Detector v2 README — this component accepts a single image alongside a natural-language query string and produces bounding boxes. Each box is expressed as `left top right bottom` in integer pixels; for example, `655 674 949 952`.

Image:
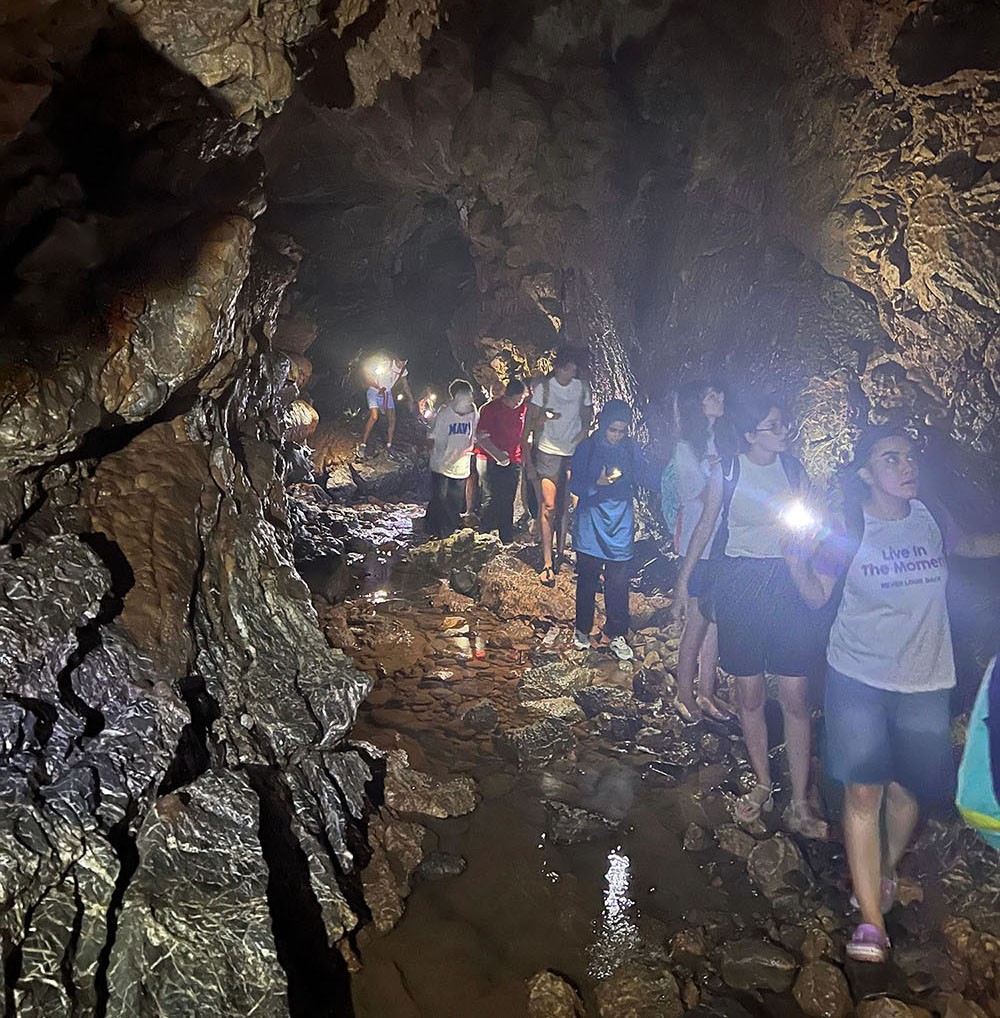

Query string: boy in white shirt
426 380 479 537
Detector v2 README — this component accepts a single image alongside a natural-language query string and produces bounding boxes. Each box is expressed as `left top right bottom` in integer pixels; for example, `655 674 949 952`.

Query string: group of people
360 353 1000 964
626 380 999 965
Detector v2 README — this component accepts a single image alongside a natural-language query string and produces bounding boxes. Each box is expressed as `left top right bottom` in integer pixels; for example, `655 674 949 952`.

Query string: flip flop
539 566 556 588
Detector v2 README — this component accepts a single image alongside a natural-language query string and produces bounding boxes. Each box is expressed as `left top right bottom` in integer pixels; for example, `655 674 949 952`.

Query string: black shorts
714 556 827 677
687 559 716 600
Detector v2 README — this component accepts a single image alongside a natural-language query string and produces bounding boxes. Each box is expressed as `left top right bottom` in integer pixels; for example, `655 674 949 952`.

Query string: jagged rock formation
0 1 452 1015
3 0 1000 1014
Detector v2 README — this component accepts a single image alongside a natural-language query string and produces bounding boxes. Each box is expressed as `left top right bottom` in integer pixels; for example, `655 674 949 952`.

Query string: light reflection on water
587 847 640 979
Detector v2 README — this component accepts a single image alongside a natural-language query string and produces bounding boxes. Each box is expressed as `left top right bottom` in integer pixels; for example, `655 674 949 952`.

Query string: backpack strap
709 455 740 558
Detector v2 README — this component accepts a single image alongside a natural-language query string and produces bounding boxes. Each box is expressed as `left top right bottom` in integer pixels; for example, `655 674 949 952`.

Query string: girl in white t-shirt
786 426 1000 963
672 380 735 723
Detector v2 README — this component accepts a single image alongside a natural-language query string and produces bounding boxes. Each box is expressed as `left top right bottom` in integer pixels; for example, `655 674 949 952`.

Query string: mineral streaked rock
747 833 814 899
792 960 852 1018
594 962 683 1018
494 716 577 767
544 800 619 845
407 527 503 578
383 748 477 818
104 770 287 1017
518 660 594 701
718 938 798 993
527 969 586 1018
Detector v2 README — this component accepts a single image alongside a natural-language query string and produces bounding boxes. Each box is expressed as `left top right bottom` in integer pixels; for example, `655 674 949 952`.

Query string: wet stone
632 668 667 702
415 852 467 881
747 834 814 898
544 800 620 845
656 740 698 769
594 962 683 1018
683 823 711 853
932 993 989 1018
494 717 577 767
518 661 594 701
383 750 477 817
670 927 709 959
715 824 757 859
527 970 586 1017
574 685 637 718
590 711 642 742
462 699 499 732
522 697 587 723
718 938 797 993
792 960 852 1018
856 999 931 1018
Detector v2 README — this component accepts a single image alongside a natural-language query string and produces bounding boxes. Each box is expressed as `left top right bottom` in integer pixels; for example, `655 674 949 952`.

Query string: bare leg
697 622 719 695
883 781 919 874
555 473 570 562
539 476 557 571
386 408 396 446
844 783 886 932
776 674 812 804
735 673 771 789
677 603 710 715
361 408 379 446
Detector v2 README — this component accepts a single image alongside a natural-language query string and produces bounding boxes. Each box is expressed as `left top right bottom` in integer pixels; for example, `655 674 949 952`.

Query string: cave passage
2 0 1000 1016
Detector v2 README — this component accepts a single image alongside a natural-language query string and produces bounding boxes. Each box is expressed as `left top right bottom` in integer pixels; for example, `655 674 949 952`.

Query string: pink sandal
846 923 891 963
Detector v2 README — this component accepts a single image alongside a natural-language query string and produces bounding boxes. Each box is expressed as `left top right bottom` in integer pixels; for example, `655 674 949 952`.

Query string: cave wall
0 2 450 1014
265 0 999 488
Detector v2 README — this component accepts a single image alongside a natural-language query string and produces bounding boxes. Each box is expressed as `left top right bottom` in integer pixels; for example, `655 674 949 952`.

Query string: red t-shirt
476 399 527 463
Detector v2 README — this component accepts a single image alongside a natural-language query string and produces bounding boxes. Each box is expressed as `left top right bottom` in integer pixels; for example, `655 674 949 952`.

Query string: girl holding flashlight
684 394 828 838
785 426 1000 962
569 399 658 662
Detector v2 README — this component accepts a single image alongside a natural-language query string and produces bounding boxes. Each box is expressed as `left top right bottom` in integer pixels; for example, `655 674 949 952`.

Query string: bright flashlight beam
781 500 819 533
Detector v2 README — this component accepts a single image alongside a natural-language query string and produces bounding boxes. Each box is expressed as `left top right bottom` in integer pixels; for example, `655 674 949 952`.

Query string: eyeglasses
755 421 790 434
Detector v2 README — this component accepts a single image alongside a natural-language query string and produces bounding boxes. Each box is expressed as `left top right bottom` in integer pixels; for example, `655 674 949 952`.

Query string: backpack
957 656 1000 849
660 459 681 536
709 452 806 559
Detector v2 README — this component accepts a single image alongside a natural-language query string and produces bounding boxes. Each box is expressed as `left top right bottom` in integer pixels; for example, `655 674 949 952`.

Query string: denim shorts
824 666 955 803
366 386 394 410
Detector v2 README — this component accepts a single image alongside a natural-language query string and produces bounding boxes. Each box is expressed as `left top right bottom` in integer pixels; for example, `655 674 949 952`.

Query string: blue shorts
824 666 955 803
366 386 394 411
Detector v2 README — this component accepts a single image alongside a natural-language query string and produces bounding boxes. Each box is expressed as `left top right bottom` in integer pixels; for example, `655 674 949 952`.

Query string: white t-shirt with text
429 405 479 479
530 377 592 456
827 500 954 692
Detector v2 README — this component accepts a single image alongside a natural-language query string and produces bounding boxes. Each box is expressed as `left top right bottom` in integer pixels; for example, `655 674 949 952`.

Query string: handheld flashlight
780 499 819 534
607 466 622 481
544 408 559 419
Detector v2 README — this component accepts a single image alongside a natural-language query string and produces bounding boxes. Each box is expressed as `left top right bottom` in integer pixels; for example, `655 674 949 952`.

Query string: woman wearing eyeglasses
683 394 828 837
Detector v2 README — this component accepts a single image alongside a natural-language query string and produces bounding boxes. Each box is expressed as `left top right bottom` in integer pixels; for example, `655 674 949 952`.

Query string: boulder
527 970 586 1017
683 823 711 853
415 852 467 881
408 529 503 578
747 834 813 898
494 717 577 767
478 552 577 620
715 824 757 859
856 1000 930 1018
518 660 594 701
462 699 500 732
574 685 638 717
719 938 797 993
792 960 852 1018
594 962 683 1018
522 697 588 723
544 801 620 845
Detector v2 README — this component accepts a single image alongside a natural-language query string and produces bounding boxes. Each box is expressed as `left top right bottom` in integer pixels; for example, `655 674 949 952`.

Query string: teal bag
957 656 1000 850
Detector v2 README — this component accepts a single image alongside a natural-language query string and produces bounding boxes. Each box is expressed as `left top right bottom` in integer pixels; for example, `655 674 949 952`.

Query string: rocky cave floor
288 478 1000 1018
